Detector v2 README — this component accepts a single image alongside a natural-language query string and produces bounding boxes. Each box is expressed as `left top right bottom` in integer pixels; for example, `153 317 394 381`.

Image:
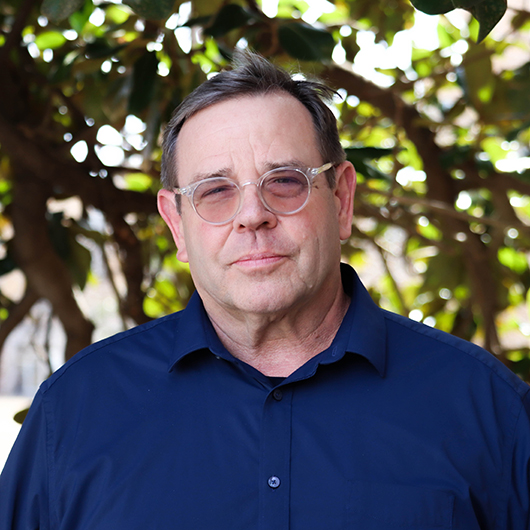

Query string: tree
1 0 529 391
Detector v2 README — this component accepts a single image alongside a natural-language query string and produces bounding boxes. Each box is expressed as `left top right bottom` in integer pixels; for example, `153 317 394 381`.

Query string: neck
204 283 351 377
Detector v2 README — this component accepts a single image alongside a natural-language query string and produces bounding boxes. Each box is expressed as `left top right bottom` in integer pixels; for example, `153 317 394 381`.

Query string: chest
50 366 499 530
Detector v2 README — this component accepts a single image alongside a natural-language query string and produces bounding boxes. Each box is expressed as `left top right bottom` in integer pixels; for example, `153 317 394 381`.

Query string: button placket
258 386 293 530
268 475 281 488
272 389 283 401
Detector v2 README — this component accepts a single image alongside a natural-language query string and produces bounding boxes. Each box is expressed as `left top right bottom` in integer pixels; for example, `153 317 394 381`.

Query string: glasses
174 163 333 225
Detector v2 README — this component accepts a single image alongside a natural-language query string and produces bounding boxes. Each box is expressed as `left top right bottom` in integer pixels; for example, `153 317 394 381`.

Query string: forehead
175 93 321 182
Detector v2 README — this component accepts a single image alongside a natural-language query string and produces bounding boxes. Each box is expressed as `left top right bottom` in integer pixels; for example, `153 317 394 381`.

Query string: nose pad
234 181 276 229
239 182 268 211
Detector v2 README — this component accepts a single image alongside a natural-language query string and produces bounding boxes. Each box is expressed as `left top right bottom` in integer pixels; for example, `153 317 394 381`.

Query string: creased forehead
174 94 321 185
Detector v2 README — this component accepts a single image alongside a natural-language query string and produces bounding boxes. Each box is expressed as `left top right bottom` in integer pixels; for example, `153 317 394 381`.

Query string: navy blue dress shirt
1 264 530 529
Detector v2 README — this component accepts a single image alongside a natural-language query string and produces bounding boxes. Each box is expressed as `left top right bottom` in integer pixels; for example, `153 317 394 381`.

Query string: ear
333 161 356 241
157 189 189 263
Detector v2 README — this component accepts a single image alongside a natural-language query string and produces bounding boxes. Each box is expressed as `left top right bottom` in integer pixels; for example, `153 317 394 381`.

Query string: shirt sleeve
504 389 530 530
0 389 50 530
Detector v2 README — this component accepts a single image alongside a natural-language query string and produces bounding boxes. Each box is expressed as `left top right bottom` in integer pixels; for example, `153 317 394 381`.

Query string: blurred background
1 0 530 468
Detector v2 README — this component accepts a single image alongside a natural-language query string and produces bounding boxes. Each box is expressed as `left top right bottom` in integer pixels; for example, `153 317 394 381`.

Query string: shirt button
272 389 283 401
268 476 281 489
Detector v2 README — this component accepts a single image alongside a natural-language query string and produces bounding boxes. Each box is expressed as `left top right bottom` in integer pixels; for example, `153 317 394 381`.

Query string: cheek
185 239 218 290
300 213 341 264
183 224 227 267
282 218 324 265
297 201 339 246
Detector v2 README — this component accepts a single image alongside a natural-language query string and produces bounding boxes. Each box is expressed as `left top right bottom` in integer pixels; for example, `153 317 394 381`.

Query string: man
1 51 529 529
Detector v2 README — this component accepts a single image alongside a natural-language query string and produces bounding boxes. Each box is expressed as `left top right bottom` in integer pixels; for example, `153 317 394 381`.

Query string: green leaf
0 255 17 276
48 212 70 261
345 146 394 181
498 247 528 274
437 22 458 48
67 233 92 290
0 180 11 194
122 173 153 192
34 31 67 50
128 51 159 115
193 0 225 17
451 0 482 8
506 120 530 142
144 295 165 317
68 0 94 34
84 38 128 59
278 22 335 62
341 33 360 62
355 161 392 181
417 219 443 241
42 0 86 23
440 145 472 168
14 408 30 425
420 251 464 294
122 0 176 20
409 0 507 42
481 137 505 164
184 15 214 29
49 59 73 84
105 5 132 25
47 214 91 289
511 354 530 380
205 4 254 38
409 0 454 15
461 43 495 111
344 146 394 160
470 0 507 43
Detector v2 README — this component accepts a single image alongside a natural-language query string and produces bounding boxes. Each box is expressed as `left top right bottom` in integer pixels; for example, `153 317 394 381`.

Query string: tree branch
0 0 37 60
356 183 529 232
11 170 94 361
0 287 40 356
109 214 151 325
322 63 505 354
321 63 457 205
0 112 158 218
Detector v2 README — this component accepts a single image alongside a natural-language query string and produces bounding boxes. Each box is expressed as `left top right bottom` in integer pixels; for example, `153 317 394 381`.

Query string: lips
231 253 286 267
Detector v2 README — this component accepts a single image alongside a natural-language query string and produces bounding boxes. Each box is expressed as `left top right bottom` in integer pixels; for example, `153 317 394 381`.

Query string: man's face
158 93 355 319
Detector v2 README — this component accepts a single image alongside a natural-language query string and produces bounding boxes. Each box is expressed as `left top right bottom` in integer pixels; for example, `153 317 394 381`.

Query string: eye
264 170 307 197
195 180 238 202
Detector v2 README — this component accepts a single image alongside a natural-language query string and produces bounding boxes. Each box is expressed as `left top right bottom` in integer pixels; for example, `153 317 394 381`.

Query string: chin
228 284 304 315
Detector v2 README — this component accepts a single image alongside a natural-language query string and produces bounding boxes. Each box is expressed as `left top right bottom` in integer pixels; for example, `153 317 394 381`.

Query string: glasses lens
262 169 309 214
193 178 240 223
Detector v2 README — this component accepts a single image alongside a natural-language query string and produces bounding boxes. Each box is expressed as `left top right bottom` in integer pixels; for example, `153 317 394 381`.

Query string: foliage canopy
1 0 530 388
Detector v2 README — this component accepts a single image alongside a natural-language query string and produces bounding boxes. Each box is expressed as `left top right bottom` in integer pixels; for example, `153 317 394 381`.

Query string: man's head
161 50 346 199
158 52 356 322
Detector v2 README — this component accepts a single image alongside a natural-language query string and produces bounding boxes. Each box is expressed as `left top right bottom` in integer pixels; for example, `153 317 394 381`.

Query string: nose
232 182 277 231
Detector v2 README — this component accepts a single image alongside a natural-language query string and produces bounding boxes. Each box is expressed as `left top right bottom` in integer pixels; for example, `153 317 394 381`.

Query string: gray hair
161 50 345 202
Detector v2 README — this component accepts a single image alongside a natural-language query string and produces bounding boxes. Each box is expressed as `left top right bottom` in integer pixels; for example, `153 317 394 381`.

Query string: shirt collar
168 292 211 371
333 263 387 377
168 290 239 371
169 263 387 377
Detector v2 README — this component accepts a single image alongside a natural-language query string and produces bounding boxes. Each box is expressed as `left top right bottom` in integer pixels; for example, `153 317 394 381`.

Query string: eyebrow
186 159 309 186
187 168 232 185
263 159 307 172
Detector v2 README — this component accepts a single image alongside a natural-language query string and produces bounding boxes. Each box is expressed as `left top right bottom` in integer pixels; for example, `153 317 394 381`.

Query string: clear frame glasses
174 163 333 225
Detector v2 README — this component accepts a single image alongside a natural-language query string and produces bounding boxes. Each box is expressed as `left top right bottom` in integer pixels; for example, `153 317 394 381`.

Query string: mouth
232 253 287 268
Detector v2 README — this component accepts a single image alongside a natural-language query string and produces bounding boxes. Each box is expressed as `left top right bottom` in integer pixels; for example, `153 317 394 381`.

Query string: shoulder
382 309 530 400
40 311 184 395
